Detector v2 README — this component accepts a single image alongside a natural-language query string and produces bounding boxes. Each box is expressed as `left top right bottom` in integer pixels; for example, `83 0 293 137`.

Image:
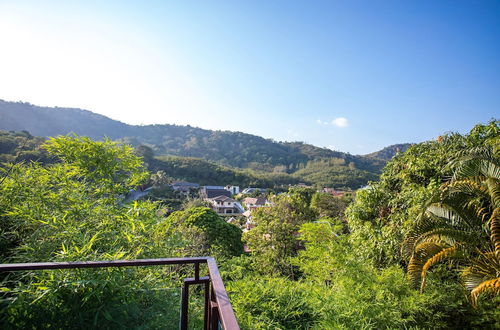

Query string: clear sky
0 0 498 154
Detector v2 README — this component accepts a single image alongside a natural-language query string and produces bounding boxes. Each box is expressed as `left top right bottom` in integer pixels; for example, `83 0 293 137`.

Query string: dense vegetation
0 127 383 189
0 100 391 188
151 155 301 188
0 120 498 329
0 130 52 165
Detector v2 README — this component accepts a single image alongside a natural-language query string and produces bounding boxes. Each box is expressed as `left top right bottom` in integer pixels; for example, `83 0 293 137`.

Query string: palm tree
403 145 499 306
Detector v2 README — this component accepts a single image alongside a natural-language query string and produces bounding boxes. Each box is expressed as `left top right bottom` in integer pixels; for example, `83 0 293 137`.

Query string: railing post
204 281 210 330
195 262 200 280
180 282 189 330
210 301 220 330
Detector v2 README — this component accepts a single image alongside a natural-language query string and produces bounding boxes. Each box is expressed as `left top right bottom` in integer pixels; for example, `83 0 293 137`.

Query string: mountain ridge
0 99 410 188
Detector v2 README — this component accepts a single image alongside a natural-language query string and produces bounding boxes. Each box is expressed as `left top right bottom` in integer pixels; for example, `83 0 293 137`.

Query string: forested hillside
0 100 385 180
0 130 373 189
364 143 412 160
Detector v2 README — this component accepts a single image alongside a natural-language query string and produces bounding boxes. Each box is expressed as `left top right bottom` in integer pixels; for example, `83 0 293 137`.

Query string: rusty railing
0 257 240 330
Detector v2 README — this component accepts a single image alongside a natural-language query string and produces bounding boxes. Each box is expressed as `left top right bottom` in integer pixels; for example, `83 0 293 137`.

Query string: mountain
0 99 400 188
364 143 413 160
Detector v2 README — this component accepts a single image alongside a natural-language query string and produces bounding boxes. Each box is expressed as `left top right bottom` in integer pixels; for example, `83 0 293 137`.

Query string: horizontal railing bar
0 256 241 329
0 257 209 271
184 276 210 285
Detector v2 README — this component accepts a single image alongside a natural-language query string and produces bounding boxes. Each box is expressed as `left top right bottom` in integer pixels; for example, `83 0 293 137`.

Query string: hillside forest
0 120 498 329
0 100 408 189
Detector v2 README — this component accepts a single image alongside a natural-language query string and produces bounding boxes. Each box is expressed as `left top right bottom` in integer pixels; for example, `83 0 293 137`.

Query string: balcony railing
0 257 240 330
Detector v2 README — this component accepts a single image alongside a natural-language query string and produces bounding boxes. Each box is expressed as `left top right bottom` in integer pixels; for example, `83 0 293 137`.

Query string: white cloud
316 119 329 125
316 117 349 128
331 117 348 127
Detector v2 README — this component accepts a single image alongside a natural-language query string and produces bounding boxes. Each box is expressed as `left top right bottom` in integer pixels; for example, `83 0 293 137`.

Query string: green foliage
0 135 207 328
227 277 320 330
44 135 148 195
310 192 348 219
0 129 51 165
346 121 500 268
164 207 244 259
151 155 301 188
292 158 379 189
244 189 317 277
404 141 500 306
227 269 484 329
285 221 499 329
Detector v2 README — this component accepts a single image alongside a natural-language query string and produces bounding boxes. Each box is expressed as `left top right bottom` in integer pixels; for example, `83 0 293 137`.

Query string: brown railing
0 257 240 330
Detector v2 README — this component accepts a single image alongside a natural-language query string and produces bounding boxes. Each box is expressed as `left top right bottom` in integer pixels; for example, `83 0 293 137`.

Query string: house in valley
225 185 240 196
242 196 268 210
208 195 244 216
171 181 200 196
201 186 231 199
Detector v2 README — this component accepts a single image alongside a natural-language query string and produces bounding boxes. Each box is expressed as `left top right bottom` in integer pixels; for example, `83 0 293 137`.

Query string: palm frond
420 246 459 292
480 161 500 181
470 277 500 308
412 227 479 251
408 242 446 289
450 146 499 181
490 208 500 259
462 251 500 291
486 178 500 209
447 179 488 199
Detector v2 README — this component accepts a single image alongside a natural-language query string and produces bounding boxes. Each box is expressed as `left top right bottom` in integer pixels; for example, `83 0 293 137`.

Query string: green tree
244 189 316 277
163 207 243 259
310 192 348 219
44 135 148 195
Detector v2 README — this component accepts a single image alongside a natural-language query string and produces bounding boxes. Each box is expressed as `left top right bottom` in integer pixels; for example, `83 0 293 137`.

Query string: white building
209 195 244 216
225 185 240 196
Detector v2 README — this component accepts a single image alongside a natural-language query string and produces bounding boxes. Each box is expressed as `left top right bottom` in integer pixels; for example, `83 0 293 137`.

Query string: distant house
201 186 231 199
242 196 267 209
203 185 225 190
322 187 345 197
225 185 240 196
171 181 200 195
242 210 255 231
208 195 243 216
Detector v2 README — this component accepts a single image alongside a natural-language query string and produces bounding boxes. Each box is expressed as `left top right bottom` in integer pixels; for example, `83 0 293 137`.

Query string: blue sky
0 1 498 154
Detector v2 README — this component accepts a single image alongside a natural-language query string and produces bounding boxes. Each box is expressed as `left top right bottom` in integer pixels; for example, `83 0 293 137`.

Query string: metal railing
0 257 240 330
